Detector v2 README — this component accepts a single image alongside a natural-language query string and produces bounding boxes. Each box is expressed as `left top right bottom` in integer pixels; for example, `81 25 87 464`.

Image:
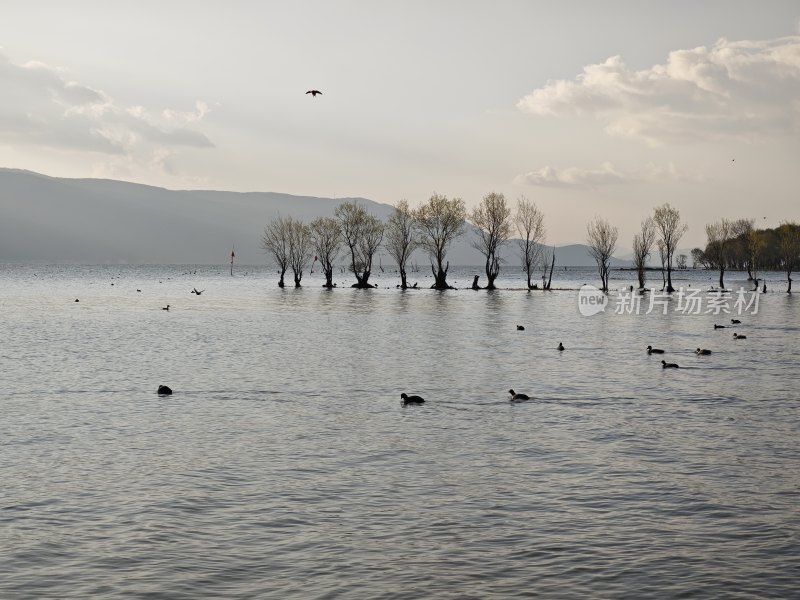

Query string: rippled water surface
1 264 799 598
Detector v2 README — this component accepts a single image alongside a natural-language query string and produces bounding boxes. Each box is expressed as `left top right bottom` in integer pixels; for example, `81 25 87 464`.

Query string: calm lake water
1 263 799 599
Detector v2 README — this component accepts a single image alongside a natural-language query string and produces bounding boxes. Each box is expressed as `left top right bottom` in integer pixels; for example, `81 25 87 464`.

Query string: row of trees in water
693 220 800 292
587 209 800 294
260 193 549 290
261 194 800 293
589 203 691 294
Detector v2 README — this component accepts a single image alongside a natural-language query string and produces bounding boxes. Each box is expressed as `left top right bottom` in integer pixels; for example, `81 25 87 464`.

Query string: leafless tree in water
335 201 384 288
632 217 656 290
586 216 618 292
515 196 546 290
385 200 418 289
653 203 688 293
470 192 511 290
310 216 342 288
705 218 733 289
414 194 466 289
261 215 292 287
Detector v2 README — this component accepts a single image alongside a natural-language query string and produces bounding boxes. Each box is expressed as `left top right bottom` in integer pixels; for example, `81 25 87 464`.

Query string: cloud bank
515 162 700 188
517 36 800 145
0 51 213 167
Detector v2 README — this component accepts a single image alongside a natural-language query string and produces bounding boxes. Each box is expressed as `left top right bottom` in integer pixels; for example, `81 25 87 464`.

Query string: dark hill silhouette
0 168 631 267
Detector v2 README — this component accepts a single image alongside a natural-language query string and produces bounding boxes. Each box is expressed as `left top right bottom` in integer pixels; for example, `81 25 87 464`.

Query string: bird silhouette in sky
306 90 322 97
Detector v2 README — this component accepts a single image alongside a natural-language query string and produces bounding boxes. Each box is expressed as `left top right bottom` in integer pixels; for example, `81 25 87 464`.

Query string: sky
1 0 799 249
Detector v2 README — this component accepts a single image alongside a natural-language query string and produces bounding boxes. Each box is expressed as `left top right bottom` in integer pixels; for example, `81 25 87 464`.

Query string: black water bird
731 319 741 324
401 393 425 405
661 360 679 369
508 389 530 401
74 299 79 302
517 325 525 331
557 342 564 351
714 324 726 329
191 288 205 295
306 90 322 97
162 305 170 311
696 348 712 355
647 345 664 354
733 333 747 340
157 385 172 395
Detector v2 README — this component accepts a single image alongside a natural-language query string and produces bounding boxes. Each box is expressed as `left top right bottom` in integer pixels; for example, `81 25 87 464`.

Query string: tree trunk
278 268 286 288
719 267 725 289
431 261 452 289
323 266 334 288
293 270 302 287
472 275 481 290
399 268 408 289
545 252 555 290
637 267 646 290
666 267 675 293
788 273 793 294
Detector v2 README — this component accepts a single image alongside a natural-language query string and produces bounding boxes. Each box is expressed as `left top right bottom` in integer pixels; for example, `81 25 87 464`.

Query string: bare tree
586 216 618 292
632 217 656 290
310 216 342 288
335 201 384 288
676 254 688 269
657 240 668 290
384 200 418 289
777 220 800 293
515 196 546 290
414 193 466 289
732 218 765 282
470 192 511 290
653 203 688 292
287 219 312 287
260 215 291 287
541 246 556 290
691 247 709 269
705 219 733 289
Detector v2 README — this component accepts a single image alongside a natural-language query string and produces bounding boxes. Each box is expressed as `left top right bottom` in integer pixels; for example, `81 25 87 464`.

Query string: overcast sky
1 0 799 248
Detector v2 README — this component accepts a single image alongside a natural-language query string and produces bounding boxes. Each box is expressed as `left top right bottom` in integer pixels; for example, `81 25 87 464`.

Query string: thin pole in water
230 245 235 276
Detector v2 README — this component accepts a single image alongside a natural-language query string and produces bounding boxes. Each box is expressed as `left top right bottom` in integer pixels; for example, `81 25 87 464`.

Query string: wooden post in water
230 245 235 276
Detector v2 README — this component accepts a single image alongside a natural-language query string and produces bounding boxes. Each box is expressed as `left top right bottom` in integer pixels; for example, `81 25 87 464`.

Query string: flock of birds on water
154 309 750 401
394 316 750 404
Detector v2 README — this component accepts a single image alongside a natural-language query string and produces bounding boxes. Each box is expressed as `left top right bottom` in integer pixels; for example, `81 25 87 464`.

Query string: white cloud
0 51 214 160
517 36 800 145
514 162 701 188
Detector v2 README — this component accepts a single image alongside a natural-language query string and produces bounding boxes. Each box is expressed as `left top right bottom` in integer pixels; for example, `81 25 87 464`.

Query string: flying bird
306 90 322 97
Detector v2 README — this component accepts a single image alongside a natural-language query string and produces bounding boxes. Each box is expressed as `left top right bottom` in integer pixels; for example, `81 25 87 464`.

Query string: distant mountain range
0 168 632 267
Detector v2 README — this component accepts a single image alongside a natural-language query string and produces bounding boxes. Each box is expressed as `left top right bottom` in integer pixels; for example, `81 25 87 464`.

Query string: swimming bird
508 389 530 401
162 305 170 311
733 333 747 340
557 342 564 351
731 319 741 324
401 393 425 405
647 345 664 354
74 299 79 302
516 325 525 331
137 289 141 292
696 348 712 355
157 385 173 395
661 360 679 369
306 90 322 97
714 324 726 329
191 288 205 295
